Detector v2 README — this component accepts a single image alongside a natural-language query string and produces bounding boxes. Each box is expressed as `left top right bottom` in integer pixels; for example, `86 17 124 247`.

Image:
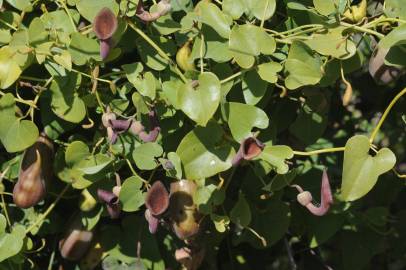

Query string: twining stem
293 147 346 156
71 68 111 84
58 0 77 32
340 22 385 38
25 185 70 234
260 0 269 28
220 70 249 84
126 19 188 83
370 87 406 143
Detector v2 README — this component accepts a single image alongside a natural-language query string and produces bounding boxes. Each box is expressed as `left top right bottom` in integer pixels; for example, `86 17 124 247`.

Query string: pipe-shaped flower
293 169 333 216
136 0 171 22
97 189 121 219
13 134 54 208
59 214 94 261
93 8 118 59
232 137 265 166
145 181 169 216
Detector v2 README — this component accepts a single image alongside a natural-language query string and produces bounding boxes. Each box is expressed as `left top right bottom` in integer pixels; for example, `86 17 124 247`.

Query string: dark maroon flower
136 0 171 22
108 119 132 144
93 7 117 60
145 209 159 234
93 8 117 40
145 181 169 216
232 137 265 166
97 189 121 219
130 109 161 143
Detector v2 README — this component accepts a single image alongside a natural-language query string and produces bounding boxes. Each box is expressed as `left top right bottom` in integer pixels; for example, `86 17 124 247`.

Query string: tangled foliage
0 0 405 269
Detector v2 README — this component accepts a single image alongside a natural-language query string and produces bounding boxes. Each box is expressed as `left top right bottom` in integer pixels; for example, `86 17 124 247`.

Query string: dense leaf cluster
0 0 405 269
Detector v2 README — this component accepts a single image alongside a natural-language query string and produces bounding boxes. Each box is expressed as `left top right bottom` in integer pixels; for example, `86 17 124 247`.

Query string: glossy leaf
177 72 221 127
341 135 396 201
224 102 269 142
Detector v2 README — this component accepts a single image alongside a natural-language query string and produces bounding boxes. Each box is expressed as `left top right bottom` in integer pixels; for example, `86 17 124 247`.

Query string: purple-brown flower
97 188 121 219
136 0 171 22
232 137 265 166
144 181 169 233
293 169 333 216
93 8 118 60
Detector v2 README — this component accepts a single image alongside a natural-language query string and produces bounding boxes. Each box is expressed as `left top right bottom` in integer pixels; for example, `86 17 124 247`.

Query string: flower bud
169 180 201 240
296 191 312 206
59 215 94 261
145 208 159 234
13 134 54 208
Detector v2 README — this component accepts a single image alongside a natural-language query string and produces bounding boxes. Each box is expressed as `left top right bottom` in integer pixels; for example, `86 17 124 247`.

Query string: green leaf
241 69 268 105
230 193 251 227
132 143 163 170
236 199 290 248
135 36 175 71
222 0 246 19
65 141 90 167
0 224 26 262
0 94 39 153
304 27 356 59
78 153 113 175
341 135 396 201
224 102 269 142
313 0 336 16
123 62 156 99
211 214 230 233
69 32 101 65
196 1 231 39
257 62 283 83
50 73 86 123
246 0 276 21
284 41 323 90
167 152 182 179
53 50 72 71
5 0 32 12
177 72 221 126
176 122 234 179
384 0 406 20
0 46 22 89
75 0 119 22
259 145 294 174
119 176 145 212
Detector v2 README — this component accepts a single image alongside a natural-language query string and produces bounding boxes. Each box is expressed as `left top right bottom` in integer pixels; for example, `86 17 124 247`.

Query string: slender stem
58 0 77 32
1 194 11 227
370 87 406 143
220 69 250 84
25 185 70 234
0 18 18 31
260 0 269 28
200 33 204 74
340 22 385 38
293 147 346 156
71 68 111 83
284 237 297 270
19 76 47 82
126 19 188 83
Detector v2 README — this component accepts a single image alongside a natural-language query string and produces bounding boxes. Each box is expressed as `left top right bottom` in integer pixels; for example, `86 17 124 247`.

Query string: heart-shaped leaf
230 193 251 227
224 102 269 142
119 176 145 212
177 122 234 179
284 41 323 90
132 142 163 170
50 73 86 123
196 1 231 39
341 135 396 201
0 94 39 153
0 46 22 89
177 72 221 127
259 145 294 174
